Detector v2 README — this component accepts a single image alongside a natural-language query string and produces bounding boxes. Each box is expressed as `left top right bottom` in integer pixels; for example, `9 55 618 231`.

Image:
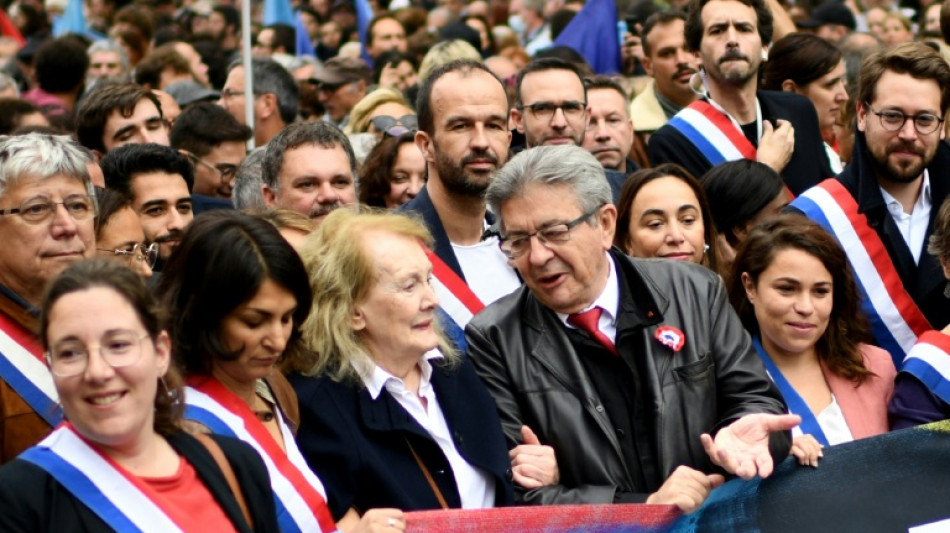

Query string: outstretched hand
700 413 800 480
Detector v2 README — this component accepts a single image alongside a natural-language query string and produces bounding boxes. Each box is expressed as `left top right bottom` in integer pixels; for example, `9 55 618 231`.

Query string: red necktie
568 307 618 356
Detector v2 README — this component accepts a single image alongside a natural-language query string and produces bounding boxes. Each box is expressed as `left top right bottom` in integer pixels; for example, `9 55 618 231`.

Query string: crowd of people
0 0 948 528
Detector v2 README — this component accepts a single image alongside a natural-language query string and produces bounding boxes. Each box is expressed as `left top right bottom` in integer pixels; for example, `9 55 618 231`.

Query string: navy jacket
289 357 514 519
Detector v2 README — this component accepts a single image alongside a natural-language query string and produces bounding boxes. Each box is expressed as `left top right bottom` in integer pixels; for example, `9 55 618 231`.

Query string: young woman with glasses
0 259 281 532
94 187 157 278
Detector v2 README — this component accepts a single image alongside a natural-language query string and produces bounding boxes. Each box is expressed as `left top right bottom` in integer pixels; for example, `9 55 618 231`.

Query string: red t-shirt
141 457 239 532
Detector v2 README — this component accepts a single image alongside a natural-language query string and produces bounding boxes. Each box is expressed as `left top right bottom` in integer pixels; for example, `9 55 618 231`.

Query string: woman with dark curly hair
729 214 895 462
358 132 425 209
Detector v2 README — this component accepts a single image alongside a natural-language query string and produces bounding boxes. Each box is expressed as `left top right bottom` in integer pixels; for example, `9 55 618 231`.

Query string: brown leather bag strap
194 433 255 530
403 435 449 509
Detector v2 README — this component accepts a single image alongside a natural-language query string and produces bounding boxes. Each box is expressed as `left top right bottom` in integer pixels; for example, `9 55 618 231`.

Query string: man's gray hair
232 146 266 210
0 133 94 199
87 39 130 71
228 57 300 125
487 145 611 231
261 121 357 194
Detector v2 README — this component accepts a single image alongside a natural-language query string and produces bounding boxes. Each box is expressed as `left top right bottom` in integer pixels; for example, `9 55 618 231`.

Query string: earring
944 282 950 299
160 377 179 403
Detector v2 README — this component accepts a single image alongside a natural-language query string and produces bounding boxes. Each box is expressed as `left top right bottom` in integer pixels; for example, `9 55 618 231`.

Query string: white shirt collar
879 170 931 213
361 349 444 400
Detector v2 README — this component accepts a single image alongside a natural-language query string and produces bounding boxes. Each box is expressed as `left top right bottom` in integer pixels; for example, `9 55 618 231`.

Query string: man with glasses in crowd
171 102 252 201
467 144 796 510
100 143 195 267
792 42 950 366
218 57 299 147
511 58 632 200
309 56 371 130
0 133 96 462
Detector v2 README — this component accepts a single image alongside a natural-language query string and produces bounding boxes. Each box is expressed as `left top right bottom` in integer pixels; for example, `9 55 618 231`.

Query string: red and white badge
655 325 685 351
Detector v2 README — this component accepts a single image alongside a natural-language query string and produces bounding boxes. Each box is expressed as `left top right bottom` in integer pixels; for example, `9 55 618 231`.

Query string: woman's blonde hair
296 207 458 381
343 87 411 135
418 39 482 82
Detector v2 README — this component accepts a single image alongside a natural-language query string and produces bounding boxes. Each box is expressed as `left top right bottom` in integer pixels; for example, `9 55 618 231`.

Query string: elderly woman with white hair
0 133 98 462
289 209 514 524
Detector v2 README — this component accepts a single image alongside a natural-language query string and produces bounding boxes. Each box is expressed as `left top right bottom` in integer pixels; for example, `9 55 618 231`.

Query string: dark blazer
289 357 514 520
648 90 833 196
400 185 493 282
466 251 790 505
0 432 280 533
827 132 950 332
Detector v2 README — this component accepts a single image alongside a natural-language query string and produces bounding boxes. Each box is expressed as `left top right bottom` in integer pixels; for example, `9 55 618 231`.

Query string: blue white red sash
753 338 830 446
183 377 338 533
901 330 950 406
425 248 485 351
667 99 757 166
792 179 930 366
20 424 196 532
0 311 61 426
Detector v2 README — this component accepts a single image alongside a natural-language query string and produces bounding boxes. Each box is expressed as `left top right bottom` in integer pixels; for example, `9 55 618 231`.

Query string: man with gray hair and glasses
218 57 299 147
0 133 97 462
467 144 797 512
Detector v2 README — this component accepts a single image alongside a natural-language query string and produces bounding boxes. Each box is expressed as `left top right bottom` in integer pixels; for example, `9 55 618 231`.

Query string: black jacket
0 432 280 533
289 356 514 519
822 132 950 332
466 251 790 504
647 90 833 196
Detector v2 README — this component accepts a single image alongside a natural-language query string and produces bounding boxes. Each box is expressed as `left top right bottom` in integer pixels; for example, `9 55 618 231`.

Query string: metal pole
241 0 256 149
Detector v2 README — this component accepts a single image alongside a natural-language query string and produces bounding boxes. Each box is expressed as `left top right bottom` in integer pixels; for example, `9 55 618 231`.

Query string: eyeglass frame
517 100 588 122
0 194 96 225
220 88 263 100
45 330 151 377
182 150 239 185
97 242 159 268
498 205 603 259
863 101 945 135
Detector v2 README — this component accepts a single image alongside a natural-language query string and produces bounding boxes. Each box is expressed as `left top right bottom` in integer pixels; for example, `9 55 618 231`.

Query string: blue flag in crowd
552 0 621 74
354 0 374 66
52 0 105 40
263 0 295 26
296 11 315 56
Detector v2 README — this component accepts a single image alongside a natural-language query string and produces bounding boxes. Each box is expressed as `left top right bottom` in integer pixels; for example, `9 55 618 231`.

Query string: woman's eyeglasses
97 242 159 268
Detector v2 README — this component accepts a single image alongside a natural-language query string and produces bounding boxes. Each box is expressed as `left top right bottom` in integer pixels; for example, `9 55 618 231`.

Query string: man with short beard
100 143 195 269
791 42 950 365
402 59 521 335
648 0 831 196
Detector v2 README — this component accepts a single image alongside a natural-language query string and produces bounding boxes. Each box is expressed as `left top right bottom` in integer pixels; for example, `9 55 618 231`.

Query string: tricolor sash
901 330 950 406
183 378 338 533
667 99 757 166
753 338 830 446
0 311 61 426
20 424 199 532
425 248 485 351
792 179 930 366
